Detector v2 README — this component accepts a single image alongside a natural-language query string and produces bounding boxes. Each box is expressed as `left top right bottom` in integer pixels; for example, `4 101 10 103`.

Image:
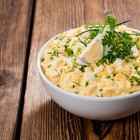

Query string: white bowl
37 31 140 120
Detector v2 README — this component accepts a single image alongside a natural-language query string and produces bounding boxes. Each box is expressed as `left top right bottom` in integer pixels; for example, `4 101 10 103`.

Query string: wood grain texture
20 0 140 140
0 0 33 139
20 0 85 139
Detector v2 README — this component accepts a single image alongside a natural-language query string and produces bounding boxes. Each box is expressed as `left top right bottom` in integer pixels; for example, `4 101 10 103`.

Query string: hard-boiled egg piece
76 25 110 65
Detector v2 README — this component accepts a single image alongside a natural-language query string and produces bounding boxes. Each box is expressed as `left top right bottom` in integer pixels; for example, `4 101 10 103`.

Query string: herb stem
117 20 132 26
76 28 100 37
114 31 129 49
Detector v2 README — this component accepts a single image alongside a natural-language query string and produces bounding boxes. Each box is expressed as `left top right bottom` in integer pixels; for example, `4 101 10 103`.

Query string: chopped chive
76 29 100 37
50 56 53 60
117 20 132 26
113 74 116 76
41 57 45 62
114 31 129 49
52 49 59 57
64 45 74 57
79 65 85 72
85 81 89 87
47 52 52 54
75 91 79 94
96 95 100 97
60 68 63 73
99 89 103 92
129 76 140 86
95 74 98 77
55 35 64 40
137 71 140 75
77 47 82 53
78 37 87 46
132 63 138 69
47 65 51 68
101 93 104 97
72 85 76 88
105 75 110 79
73 81 81 86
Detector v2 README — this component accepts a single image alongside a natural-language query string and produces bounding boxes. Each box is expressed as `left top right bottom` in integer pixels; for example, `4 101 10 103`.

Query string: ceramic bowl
37 29 140 120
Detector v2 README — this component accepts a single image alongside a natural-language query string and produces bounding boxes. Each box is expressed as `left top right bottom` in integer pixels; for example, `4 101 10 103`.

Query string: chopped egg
88 65 104 80
66 58 74 67
106 66 113 74
131 45 139 56
51 59 60 67
78 40 103 64
76 58 89 66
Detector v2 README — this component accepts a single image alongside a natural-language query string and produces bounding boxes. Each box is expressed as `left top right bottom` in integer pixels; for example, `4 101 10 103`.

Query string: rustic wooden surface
0 0 140 140
0 0 34 140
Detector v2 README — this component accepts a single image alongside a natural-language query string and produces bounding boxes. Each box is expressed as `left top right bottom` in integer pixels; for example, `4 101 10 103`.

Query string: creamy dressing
41 24 140 97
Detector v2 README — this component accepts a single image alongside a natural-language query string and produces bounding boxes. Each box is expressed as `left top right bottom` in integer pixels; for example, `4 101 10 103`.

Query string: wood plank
0 0 33 139
20 0 140 140
20 0 86 139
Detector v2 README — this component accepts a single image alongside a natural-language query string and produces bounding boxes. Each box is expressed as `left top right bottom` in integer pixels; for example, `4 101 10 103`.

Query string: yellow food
41 24 140 97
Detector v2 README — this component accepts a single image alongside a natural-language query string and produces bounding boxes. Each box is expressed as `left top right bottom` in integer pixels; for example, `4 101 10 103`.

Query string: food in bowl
40 15 140 97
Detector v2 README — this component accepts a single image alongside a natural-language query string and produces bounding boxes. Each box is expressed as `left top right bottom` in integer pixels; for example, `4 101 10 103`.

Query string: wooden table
0 0 140 139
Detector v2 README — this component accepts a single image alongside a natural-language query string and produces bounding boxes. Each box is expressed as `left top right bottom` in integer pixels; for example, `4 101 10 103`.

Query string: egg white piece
76 25 110 65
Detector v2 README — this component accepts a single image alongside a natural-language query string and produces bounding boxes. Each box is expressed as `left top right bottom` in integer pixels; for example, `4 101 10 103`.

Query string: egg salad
41 15 140 97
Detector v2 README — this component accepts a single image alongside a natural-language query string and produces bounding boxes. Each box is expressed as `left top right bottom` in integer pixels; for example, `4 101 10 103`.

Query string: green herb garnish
75 91 79 94
99 89 103 92
72 81 81 86
64 45 74 57
97 15 136 65
96 95 100 97
97 29 135 65
133 63 138 69
41 57 45 62
132 63 140 75
47 52 52 54
47 65 51 68
117 20 131 26
96 93 104 97
104 14 117 29
77 47 82 53
77 15 136 65
78 65 85 72
136 32 140 36
78 37 88 46
55 35 64 40
129 76 140 86
105 75 110 79
52 48 59 57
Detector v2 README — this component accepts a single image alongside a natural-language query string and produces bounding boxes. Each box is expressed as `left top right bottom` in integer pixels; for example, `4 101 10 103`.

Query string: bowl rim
37 27 140 102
